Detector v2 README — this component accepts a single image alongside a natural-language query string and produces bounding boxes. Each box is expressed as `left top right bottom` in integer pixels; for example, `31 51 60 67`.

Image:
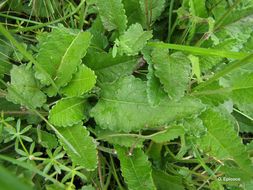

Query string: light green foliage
61 65 97 97
91 76 205 132
58 124 97 170
152 49 191 99
7 65 46 108
189 0 207 18
49 97 86 127
114 23 153 56
116 146 156 190
96 0 127 33
142 47 167 106
35 26 91 93
198 108 253 181
84 50 138 83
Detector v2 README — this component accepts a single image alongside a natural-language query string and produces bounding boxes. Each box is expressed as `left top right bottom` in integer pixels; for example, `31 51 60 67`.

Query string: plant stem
194 53 253 90
167 0 175 42
10 0 86 33
214 0 241 30
109 154 125 190
0 24 58 91
147 42 249 59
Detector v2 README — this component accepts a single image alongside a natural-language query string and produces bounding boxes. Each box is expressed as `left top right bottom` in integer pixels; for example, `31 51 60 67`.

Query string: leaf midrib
53 32 82 80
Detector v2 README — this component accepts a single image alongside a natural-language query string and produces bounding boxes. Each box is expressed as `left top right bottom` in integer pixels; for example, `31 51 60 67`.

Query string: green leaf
139 0 166 27
35 26 91 92
152 169 185 190
115 23 153 56
60 65 97 97
0 37 13 78
84 50 138 83
90 76 205 132
151 125 185 143
0 165 33 190
115 146 156 190
198 108 253 182
122 0 145 27
6 65 46 108
142 47 167 106
96 0 127 33
37 130 58 149
227 72 253 116
189 0 207 18
199 39 236 72
49 97 86 127
152 50 191 100
58 124 97 170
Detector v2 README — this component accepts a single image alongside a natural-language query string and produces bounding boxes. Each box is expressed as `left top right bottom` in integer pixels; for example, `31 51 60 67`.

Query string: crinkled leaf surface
90 76 205 132
115 23 153 56
49 97 86 127
6 65 46 108
142 47 167 106
58 124 97 170
198 108 253 181
35 27 91 91
152 50 191 100
60 65 96 97
96 0 127 33
115 146 156 190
